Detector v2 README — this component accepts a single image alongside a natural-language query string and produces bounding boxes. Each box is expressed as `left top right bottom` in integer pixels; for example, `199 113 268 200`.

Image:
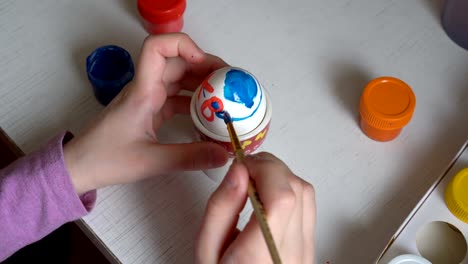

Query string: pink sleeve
0 132 96 261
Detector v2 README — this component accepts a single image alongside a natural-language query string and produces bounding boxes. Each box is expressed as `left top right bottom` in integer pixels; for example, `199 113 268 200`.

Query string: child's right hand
195 152 316 264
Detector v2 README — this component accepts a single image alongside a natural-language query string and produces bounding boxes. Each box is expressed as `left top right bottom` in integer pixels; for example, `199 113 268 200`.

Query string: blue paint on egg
215 69 263 122
211 101 221 110
215 110 226 120
224 69 258 108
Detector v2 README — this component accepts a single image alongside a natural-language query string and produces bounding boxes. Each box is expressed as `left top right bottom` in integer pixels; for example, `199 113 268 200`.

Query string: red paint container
137 0 186 34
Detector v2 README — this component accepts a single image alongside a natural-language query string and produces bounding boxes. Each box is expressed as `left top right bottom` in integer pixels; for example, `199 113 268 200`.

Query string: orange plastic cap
359 77 416 141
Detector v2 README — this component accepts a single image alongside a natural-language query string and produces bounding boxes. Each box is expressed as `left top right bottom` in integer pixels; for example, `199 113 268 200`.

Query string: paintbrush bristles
224 111 244 160
223 111 232 124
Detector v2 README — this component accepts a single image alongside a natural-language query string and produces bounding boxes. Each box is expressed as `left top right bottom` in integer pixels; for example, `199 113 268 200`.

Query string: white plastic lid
388 254 431 264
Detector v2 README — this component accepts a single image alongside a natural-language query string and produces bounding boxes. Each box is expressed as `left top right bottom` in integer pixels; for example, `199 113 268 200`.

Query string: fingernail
246 153 264 161
211 151 228 167
192 49 205 61
224 167 238 189
246 154 260 160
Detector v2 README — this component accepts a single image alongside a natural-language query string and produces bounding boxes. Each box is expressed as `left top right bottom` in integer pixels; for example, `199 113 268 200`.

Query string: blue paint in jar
442 0 468 50
86 45 134 106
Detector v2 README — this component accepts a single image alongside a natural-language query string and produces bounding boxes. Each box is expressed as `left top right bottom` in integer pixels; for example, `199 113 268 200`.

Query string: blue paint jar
442 0 468 50
86 45 135 106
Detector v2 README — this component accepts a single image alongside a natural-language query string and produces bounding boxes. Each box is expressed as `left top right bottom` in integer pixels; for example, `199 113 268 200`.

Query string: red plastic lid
137 0 186 24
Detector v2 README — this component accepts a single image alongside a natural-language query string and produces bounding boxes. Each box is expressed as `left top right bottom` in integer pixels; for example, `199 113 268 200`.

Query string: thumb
152 142 229 172
195 162 249 264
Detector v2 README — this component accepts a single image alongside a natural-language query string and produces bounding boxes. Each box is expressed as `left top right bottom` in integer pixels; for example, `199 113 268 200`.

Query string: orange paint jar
359 77 416 142
137 0 186 34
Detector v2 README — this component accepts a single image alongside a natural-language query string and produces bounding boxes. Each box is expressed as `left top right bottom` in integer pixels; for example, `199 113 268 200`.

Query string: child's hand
195 152 316 264
64 33 229 194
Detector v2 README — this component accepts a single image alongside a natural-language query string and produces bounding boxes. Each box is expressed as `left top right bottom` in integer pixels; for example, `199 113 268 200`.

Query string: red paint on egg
201 97 224 122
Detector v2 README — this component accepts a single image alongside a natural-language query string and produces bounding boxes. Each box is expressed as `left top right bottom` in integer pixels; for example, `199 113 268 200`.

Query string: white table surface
1 0 468 263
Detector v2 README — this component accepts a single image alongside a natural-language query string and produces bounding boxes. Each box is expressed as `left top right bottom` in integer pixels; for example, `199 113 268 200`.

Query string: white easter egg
195 67 267 137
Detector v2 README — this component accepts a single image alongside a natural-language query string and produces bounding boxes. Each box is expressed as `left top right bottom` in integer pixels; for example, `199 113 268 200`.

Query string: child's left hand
64 33 229 195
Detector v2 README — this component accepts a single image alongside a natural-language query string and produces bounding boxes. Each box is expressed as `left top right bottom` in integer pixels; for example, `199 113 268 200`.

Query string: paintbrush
223 111 282 264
